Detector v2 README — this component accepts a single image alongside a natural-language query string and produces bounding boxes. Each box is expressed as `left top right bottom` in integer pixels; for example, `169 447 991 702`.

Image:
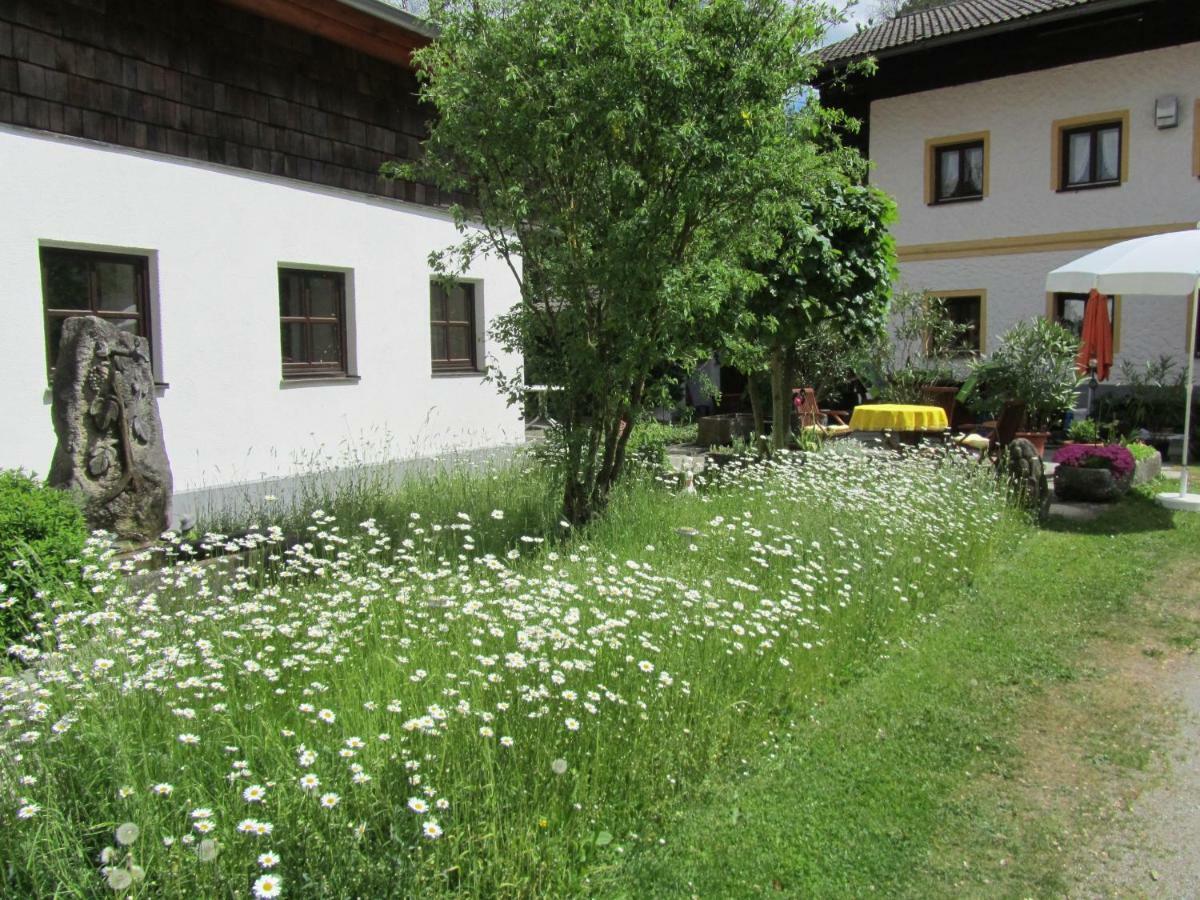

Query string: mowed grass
600 483 1198 898
0 444 1014 898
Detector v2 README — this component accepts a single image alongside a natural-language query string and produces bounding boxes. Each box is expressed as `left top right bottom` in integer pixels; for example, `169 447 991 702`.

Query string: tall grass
0 444 1019 897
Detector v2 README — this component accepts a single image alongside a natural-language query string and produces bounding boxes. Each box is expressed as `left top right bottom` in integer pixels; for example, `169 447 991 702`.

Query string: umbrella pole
1182 279 1198 497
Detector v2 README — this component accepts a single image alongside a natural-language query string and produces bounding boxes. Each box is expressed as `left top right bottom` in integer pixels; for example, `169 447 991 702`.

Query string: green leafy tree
872 0 954 19
722 165 896 450
391 0 835 523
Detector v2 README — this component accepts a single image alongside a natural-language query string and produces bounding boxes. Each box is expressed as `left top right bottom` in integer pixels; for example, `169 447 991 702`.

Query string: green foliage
1124 441 1158 462
624 421 699 470
856 290 969 403
0 469 87 642
1097 356 1192 434
391 0 837 522
1066 417 1101 443
960 318 1083 430
723 169 897 448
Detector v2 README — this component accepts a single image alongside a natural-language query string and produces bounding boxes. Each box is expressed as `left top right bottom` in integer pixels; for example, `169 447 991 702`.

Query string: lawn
600 479 1198 897
0 443 1013 897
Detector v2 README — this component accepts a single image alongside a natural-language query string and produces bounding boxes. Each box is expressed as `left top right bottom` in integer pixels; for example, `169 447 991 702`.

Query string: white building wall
0 126 524 492
868 40 1200 378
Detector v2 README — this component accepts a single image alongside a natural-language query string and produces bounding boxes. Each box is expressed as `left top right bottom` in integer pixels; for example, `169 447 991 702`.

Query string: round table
849 403 949 432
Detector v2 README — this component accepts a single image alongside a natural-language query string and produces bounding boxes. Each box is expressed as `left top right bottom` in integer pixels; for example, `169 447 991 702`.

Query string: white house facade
0 0 523 507
821 0 1200 382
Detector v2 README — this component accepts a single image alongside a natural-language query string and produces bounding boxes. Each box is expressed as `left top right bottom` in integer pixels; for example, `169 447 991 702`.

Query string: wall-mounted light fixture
1155 95 1179 129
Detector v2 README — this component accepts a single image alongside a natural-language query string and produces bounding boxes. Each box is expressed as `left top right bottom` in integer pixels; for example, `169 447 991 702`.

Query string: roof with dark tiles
821 0 1107 63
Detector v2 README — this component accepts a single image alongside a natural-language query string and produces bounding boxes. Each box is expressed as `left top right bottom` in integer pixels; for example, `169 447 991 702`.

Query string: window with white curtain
1061 122 1122 189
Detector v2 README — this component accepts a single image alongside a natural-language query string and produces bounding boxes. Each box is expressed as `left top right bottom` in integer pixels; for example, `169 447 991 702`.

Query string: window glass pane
430 286 446 321
447 285 473 322
281 322 305 363
309 324 340 363
280 273 303 318
95 261 139 313
937 149 959 198
431 324 447 361
1067 131 1091 184
308 276 339 318
945 297 981 351
110 318 138 336
1097 127 1120 181
41 253 90 310
447 325 472 361
1057 296 1086 339
962 146 983 194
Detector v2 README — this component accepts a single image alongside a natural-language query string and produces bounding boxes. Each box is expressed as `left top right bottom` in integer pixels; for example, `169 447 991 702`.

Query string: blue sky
821 1 874 47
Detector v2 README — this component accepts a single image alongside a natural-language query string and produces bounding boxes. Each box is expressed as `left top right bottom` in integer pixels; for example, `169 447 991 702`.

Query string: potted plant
1052 443 1135 502
854 291 971 404
1064 417 1101 445
959 319 1082 456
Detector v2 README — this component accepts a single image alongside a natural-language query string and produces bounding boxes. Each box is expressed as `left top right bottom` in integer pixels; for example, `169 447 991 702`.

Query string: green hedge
0 470 88 643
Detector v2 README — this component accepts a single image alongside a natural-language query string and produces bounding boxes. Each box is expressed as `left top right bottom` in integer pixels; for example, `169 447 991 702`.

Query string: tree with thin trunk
390 0 838 524
721 159 897 451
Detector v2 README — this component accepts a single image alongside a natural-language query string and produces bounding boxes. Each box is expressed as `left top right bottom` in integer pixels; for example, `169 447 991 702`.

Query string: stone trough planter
1053 465 1130 503
1131 449 1163 486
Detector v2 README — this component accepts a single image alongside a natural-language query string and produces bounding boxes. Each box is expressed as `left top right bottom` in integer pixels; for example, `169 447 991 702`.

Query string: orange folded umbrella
1076 288 1113 381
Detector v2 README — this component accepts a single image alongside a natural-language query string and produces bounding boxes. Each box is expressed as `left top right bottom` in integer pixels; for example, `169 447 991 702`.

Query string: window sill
929 195 984 206
280 374 361 388
431 369 485 379
1057 180 1122 193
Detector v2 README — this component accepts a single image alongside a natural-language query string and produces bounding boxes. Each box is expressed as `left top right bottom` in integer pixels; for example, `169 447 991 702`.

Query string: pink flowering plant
1053 443 1135 480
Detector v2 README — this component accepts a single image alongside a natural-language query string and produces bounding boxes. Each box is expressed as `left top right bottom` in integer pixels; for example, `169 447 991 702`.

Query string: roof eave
332 0 439 39
821 0 1154 72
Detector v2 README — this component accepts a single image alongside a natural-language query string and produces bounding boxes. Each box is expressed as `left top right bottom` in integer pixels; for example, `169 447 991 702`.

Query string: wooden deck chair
792 387 852 439
953 400 1025 458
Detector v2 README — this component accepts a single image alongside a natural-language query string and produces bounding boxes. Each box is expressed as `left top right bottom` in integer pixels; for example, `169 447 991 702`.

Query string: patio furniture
792 388 852 439
848 403 948 434
953 400 1025 458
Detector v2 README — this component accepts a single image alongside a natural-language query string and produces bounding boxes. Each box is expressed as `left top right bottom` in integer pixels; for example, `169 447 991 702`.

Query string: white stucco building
821 0 1200 382
0 0 523 514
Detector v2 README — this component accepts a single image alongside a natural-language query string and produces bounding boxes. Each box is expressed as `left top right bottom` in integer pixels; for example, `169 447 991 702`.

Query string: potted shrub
1052 443 1135 502
959 318 1082 456
1064 417 1101 445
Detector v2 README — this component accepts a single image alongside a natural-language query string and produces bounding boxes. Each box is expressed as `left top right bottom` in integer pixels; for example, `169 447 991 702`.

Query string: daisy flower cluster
0 443 1012 896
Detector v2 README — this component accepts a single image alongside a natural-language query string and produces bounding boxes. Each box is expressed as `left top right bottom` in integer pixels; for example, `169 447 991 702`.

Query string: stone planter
1053 465 1130 502
1131 449 1162 486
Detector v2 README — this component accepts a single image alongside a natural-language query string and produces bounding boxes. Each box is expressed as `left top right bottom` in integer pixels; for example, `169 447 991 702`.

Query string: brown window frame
932 140 985 204
1060 121 1122 191
430 282 479 373
279 268 349 379
40 247 152 376
1051 292 1118 350
926 290 986 356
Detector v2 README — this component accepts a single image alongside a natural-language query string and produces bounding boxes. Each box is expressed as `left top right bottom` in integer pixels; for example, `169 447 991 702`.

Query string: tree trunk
746 373 765 440
770 345 790 451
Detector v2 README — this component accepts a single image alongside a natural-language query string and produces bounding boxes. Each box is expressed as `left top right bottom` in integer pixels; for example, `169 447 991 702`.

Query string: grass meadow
0 443 1018 897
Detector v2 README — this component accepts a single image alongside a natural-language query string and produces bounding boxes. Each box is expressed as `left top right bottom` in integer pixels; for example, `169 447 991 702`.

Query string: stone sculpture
49 316 172 541
1000 437 1049 524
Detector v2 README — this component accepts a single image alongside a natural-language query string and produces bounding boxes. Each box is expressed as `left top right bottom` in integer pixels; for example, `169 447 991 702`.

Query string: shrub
0 469 88 641
1052 443 1135 480
1066 417 1100 443
1123 441 1158 462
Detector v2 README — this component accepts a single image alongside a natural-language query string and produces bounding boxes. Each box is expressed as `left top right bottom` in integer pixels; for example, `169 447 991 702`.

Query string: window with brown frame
941 294 983 355
933 141 985 203
279 268 348 378
40 247 152 376
430 282 478 372
1060 121 1122 189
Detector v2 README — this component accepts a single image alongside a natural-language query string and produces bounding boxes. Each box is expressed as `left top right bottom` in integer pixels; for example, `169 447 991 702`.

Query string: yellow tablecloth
849 403 949 432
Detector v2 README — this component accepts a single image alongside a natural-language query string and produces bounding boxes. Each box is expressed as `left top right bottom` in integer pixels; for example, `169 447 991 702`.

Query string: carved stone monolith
49 316 172 541
1000 437 1049 525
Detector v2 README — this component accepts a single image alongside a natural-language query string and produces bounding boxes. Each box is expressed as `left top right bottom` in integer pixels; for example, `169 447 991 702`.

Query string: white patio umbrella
1046 225 1200 512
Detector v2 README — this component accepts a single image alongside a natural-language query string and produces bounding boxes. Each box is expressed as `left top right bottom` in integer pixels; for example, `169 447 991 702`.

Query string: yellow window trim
924 131 990 205
1044 292 1122 355
925 288 987 355
1050 109 1130 191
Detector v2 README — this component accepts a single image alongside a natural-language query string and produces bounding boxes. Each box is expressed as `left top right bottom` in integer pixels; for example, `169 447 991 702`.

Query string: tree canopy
393 0 845 523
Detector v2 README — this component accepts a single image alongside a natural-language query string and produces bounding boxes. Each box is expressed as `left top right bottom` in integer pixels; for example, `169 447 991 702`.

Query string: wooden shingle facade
0 0 447 204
